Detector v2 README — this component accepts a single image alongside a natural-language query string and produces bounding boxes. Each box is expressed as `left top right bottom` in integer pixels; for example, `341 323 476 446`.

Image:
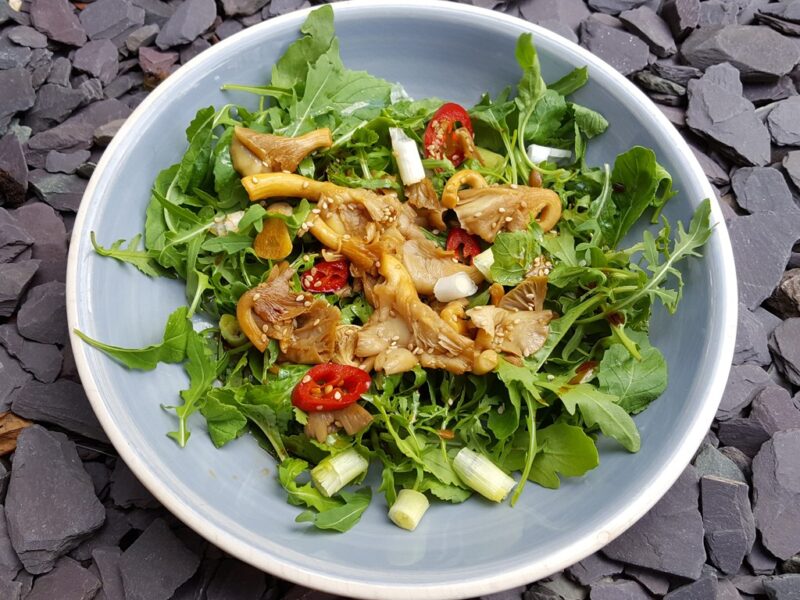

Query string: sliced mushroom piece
466 305 554 358
279 299 340 364
304 403 373 442
332 324 362 367
401 238 483 295
230 136 270 177
441 169 488 209
253 217 292 260
406 177 446 231
233 126 332 174
499 275 548 313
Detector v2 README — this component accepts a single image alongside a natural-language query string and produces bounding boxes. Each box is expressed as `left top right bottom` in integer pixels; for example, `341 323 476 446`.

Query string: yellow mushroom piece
441 169 488 209
242 172 346 203
233 126 332 174
253 217 293 260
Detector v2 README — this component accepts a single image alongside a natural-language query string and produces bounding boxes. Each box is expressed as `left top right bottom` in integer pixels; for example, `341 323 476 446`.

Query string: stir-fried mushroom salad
80 7 713 533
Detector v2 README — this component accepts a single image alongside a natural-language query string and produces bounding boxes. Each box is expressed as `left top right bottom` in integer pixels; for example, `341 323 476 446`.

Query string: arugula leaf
279 458 341 512
528 423 599 489
515 33 546 110
296 488 372 532
201 389 248 447
421 445 463 487
573 104 609 139
418 478 471 503
91 232 167 277
525 90 568 145
490 229 540 285
74 306 192 370
597 334 668 414
560 384 640 452
176 106 215 194
547 66 589 96
340 295 374 325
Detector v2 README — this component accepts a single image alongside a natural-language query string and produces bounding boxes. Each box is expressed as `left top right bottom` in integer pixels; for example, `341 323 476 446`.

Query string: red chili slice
301 259 349 293
291 363 372 412
423 102 475 167
446 227 482 264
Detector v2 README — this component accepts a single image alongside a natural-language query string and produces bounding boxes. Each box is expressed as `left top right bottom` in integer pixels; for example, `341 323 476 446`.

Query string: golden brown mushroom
466 305 554 359
232 126 332 175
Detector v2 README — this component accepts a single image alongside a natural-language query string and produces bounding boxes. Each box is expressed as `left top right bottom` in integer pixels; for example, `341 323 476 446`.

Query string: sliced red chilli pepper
423 102 475 167
446 227 482 264
301 259 350 293
291 363 372 412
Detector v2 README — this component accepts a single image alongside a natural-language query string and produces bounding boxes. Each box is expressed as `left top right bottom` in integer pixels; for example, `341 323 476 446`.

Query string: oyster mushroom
401 238 483 295
231 126 332 176
466 304 554 359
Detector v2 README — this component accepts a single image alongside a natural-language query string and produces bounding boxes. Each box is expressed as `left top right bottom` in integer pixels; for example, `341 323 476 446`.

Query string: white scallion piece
209 210 245 237
526 143 572 165
311 448 369 497
433 272 479 303
472 248 495 281
388 489 430 531
389 127 425 185
453 447 516 503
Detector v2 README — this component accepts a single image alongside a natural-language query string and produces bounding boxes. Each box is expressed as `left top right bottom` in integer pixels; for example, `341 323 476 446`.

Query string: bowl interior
68 3 735 598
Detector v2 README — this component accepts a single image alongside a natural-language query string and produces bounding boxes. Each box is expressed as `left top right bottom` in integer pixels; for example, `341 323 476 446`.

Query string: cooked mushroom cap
233 126 332 175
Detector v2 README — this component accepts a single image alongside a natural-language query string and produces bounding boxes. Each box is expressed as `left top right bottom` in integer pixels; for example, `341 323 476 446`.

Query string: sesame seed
313 280 322 288
304 300 312 307
505 216 513 223
295 294 304 302
302 375 312 384
302 182 310 189
261 324 269 333
260 334 267 342
546 374 555 381
334 391 342 400
251 176 259 184
498 207 506 213
252 293 261 301
313 318 320 326
311 208 321 214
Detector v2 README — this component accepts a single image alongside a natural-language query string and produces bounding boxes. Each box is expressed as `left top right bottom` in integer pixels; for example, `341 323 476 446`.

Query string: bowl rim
66 1 738 598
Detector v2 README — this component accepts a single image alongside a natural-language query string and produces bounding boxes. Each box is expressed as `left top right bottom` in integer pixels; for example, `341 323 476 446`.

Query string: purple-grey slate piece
587 0 660 15
735 304 772 366
657 103 686 127
109 461 159 509
748 539 779 575
179 37 211 64
753 430 800 560
9 202 67 286
717 363 771 420
11 379 109 441
750 385 800 436
205 558 268 600
0 133 28 207
633 70 686 95
566 552 624 585
26 556 101 600
651 60 702 85
603 466 706 578
690 147 729 187
0 460 8 500
28 48 54 90
16 281 67 345
0 323 61 382
0 30 32 72
78 78 105 107
92 546 124 600
7 26 47 49
624 565 670 595
664 573 719 599
478 585 525 600
744 76 798 106
131 0 175 27
717 416 770 457
699 0 739 26
530 573 585 600
266 0 311 17
0 1 30 27
104 72 144 99
731 167 799 215
768 269 800 319
119 518 201 600
29 0 87 47
27 98 132 152
0 346 31 411
519 0 591 36
0 506 22 581
79 0 146 41
0 579 22 600
155 0 216 49
73 40 120 85
620 6 677 56
589 579 651 599
767 97 800 146
215 19 244 40
23 84 86 134
701 476 756 574
70 507 130 561
580 19 650 76
125 24 159 52
138 45 177 78
769 318 800 385
5 426 105 574
27 169 87 212
45 149 91 174
220 0 268 16
93 118 126 146
763 574 800 599
694 443 747 483
0 260 39 318
82 461 111 498
0 69 35 140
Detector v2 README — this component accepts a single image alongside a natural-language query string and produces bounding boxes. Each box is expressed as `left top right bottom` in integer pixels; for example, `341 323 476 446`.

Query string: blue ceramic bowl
67 2 737 598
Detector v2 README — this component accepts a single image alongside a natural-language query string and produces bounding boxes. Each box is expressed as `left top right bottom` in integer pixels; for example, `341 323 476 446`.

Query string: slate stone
102 72 142 100
520 0 591 36
77 78 104 108
587 0 660 14
695 444 747 483
73 40 120 86
155 0 215 49
661 0 700 38
634 70 686 95
138 45 177 85
180 38 211 65
757 11 800 35
769 319 800 386
120 518 200 600
753 430 800 559
624 565 670 595
0 346 31 411
767 97 800 146
205 558 268 600
731 167 798 215
718 363 771 420
768 269 800 319
6 426 105 573
0 324 61 383
131 0 175 27
651 60 702 85
699 0 739 26
686 63 771 166
80 0 146 41
93 118 126 146
0 69 35 138
751 385 800 436
748 539 779 575
27 98 132 152
26 556 101 600
719 446 753 480
0 579 22 600
23 83 85 133
718 415 770 457
29 0 87 46
702 476 757 574
215 19 244 41
109 461 158 508
16 281 67 345
266 0 310 17
658 103 686 127
580 19 650 76
9 202 67 285
71 507 130 561
744 77 797 106
46 57 72 87
28 169 87 212
784 151 800 192
8 26 47 49
126 23 159 52
0 460 9 500
92 547 124 600
565 553 623 585
690 146 729 186
0 506 22 581
45 149 91 175
620 6 677 57
604 466 706 578
664 573 719 599
0 1 30 27
728 214 799 309
0 260 39 319
764 575 800 599
589 579 650 599
682 26 800 80
0 30 33 73
13 570 33 598
0 133 28 207
220 0 267 16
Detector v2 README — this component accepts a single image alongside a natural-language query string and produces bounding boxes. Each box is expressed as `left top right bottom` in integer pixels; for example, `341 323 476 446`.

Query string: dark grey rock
0 215 34 268
751 385 800 436
92 546 124 600
8 26 47 49
664 573 719 599
104 72 144 99
634 70 686 95
80 0 146 41
589 579 650 599
93 118 126 146
767 97 800 146
757 12 800 35
0 1 30 26
520 0 591 36
45 149 91 174
125 24 159 52
658 103 686 127
0 260 39 318
220 0 268 16
753 306 784 337
26 556 101 600
28 169 87 212
769 319 800 386
682 26 800 80
566 552 623 585
155 0 215 49
0 133 28 207
718 416 770 456
580 19 650 76
624 565 670 595
719 445 753 479
13 570 33 598
266 0 310 16
0 324 61 382
23 83 85 133
9 202 67 285
179 37 211 64
0 69 35 140
604 466 706 578
732 574 767 594
695 443 747 483
587 0 660 15
0 506 22 581
702 476 756 574
699 0 739 26
744 77 797 106
47 57 72 87
0 346 31 411
206 558 268 600
651 60 702 85
782 151 800 192
83 461 111 498
0 29 32 72
0 579 22 600
78 78 105 107
12 379 108 440
662 0 701 38
690 146 729 186
768 269 800 319
71 507 129 561
782 553 800 574
120 518 201 600
718 363 771 420
215 19 244 40
753 430 800 559
29 0 87 46
748 539 779 575
727 214 800 309
731 167 798 215
131 0 175 27
620 6 677 56
27 98 131 152
6 426 105 574
687 63 771 166
763 574 800 598
28 48 54 90
17 281 67 345
73 39 119 85
138 45 177 82
0 460 9 500
110 461 158 508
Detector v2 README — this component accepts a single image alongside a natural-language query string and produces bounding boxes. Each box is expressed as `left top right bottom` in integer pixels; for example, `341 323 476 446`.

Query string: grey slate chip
727 214 799 309
0 346 31 411
681 26 800 80
634 70 686 95
748 539 778 575
26 556 101 600
763 574 800 599
104 72 144 99
12 379 109 440
0 30 32 72
750 385 800 436
80 0 146 41
28 48 54 90
651 60 703 85
664 573 719 599
783 151 800 192
131 0 175 27
45 149 91 174
0 69 35 141
587 0 660 15
768 269 800 319
8 26 48 49
93 118 126 146
23 83 85 133
0 460 8 500
0 323 61 382
17 281 67 345
753 430 800 559
179 37 211 64
92 546 124 600
694 444 747 483
0 260 39 318
566 552 623 585
28 169 87 212
206 558 268 600
0 506 22 581
702 476 756 574
125 24 159 52
731 167 798 215
620 6 677 56
624 565 670 595
660 0 701 38
603 466 706 578
717 416 770 457
46 57 72 87
220 0 268 16
520 0 591 36
744 76 798 106
267 0 311 17
215 19 244 40
110 461 158 508
657 103 686 127
155 0 216 49
0 579 22 600
138 46 177 79
71 507 130 561
699 0 739 26
719 445 753 480
73 39 120 85
767 97 800 146
6 426 105 574
718 363 771 420
589 579 650 599
27 98 132 152
0 133 28 207
78 78 105 106
120 518 201 600
9 202 67 285
580 19 650 76
478 585 526 600
769 319 800 386
29 0 87 46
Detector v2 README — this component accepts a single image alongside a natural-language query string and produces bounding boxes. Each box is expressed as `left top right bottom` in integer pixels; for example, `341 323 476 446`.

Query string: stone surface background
2 0 800 598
